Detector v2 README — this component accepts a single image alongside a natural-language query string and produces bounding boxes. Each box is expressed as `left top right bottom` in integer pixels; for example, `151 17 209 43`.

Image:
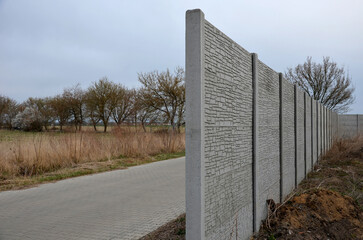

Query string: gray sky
0 0 362 113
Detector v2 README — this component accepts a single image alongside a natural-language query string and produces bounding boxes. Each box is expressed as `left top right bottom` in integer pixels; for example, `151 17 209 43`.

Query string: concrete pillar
279 73 283 203
303 92 307 177
294 85 298 187
252 53 259 233
185 9 205 240
357 114 359 136
316 101 319 162
311 97 314 169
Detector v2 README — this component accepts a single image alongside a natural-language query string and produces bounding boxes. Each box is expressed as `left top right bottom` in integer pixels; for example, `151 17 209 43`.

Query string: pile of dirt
298 137 363 207
257 189 363 240
256 137 363 239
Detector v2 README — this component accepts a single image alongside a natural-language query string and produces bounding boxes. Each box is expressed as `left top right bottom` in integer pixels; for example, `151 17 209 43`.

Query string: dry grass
299 135 363 206
0 127 185 178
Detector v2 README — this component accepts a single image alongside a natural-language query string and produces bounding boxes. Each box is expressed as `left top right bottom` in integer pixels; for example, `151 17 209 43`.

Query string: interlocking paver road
0 157 185 240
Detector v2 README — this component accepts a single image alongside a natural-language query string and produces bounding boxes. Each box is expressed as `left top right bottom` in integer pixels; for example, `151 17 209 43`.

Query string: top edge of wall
186 9 337 114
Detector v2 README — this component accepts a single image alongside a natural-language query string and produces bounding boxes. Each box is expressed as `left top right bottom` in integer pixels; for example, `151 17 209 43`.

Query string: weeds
0 127 185 177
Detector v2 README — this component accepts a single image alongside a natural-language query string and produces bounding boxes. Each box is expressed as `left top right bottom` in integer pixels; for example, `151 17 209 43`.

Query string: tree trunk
142 122 146 132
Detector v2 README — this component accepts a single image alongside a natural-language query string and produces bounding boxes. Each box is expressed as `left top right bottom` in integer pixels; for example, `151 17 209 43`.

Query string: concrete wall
186 9 337 240
295 87 305 184
338 114 363 138
312 99 318 165
305 93 312 174
280 76 295 200
255 60 280 230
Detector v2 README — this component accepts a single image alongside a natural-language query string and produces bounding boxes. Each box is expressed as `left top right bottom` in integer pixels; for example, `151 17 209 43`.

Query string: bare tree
85 77 118 132
138 67 185 131
133 88 160 132
26 97 54 130
62 84 85 131
0 95 18 129
49 95 70 131
85 100 101 131
285 57 354 113
111 86 134 126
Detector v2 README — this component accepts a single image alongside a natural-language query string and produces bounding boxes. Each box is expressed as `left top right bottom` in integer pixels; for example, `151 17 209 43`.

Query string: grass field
0 127 185 191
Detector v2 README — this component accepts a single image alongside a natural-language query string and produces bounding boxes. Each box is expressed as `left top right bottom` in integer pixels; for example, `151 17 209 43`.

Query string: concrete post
320 104 323 160
294 85 298 187
311 98 314 169
316 101 319 162
304 92 307 178
322 106 324 155
185 9 205 240
357 114 359 136
279 73 283 203
324 107 328 153
252 53 259 233
323 105 326 154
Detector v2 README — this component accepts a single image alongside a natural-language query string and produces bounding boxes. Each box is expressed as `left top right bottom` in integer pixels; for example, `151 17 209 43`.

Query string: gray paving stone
0 157 185 240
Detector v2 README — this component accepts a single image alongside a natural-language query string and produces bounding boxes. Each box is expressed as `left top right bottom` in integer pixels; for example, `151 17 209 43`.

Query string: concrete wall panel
296 88 305 184
338 115 358 138
305 94 312 174
203 18 254 240
280 77 295 199
256 60 280 228
312 99 317 164
358 115 363 135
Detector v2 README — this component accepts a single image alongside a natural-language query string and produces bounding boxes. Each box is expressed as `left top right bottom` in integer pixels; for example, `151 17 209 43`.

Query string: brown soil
257 189 363 240
139 214 185 240
140 137 363 240
256 137 363 240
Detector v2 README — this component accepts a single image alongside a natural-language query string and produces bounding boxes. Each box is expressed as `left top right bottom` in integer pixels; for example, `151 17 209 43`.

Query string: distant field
0 127 185 191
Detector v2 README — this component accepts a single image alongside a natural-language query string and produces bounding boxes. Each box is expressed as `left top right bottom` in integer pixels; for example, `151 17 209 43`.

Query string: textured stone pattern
359 115 363 135
203 20 253 240
281 77 295 198
317 103 321 158
296 88 305 183
305 94 312 173
338 114 363 138
338 115 352 137
256 60 280 225
332 112 338 139
312 100 318 164
325 108 328 151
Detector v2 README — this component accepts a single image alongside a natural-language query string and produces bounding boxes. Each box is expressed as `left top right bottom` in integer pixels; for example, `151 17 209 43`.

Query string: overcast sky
0 0 362 113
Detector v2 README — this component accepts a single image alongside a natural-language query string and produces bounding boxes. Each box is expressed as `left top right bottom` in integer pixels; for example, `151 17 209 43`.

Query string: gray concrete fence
338 114 363 138
185 9 339 240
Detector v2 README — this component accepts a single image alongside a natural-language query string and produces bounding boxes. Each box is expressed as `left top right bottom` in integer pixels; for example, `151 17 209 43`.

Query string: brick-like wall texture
295 88 305 184
338 114 363 138
312 99 318 165
255 60 280 228
280 77 295 199
186 9 337 240
317 103 322 158
305 94 312 174
203 18 254 240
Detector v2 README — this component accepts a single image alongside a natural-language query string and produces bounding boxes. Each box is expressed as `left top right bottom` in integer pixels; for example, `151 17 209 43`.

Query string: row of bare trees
0 68 185 132
0 57 355 132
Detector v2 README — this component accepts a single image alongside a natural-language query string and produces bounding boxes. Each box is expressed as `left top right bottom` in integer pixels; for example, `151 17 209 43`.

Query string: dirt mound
259 189 363 240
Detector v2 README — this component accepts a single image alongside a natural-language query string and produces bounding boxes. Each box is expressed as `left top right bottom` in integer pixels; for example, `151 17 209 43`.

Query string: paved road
0 157 185 240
